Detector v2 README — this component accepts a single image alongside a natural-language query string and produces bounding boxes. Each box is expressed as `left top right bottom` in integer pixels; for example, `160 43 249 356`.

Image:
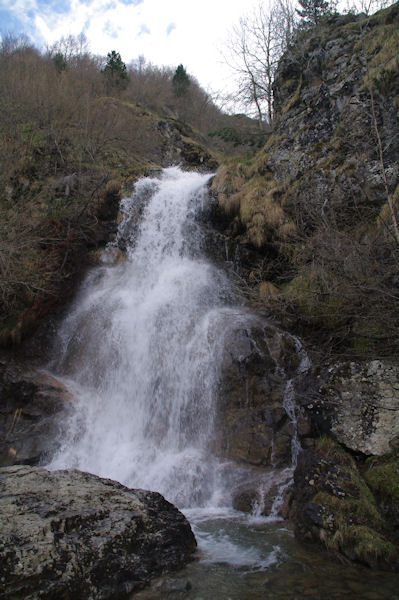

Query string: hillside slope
211 3 399 360
0 43 256 346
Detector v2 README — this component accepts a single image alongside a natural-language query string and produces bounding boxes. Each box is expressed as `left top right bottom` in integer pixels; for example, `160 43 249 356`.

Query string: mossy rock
294 438 399 570
332 524 398 569
365 454 399 530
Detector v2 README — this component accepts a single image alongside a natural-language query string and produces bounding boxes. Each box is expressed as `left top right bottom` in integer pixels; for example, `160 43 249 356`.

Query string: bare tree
343 0 395 14
224 0 296 127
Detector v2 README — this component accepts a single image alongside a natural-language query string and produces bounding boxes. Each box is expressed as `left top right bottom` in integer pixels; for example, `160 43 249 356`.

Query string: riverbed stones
0 465 197 599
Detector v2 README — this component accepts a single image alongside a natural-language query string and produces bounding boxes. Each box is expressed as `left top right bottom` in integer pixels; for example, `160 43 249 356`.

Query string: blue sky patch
37 0 71 15
138 23 150 36
103 20 120 38
166 22 176 36
119 0 144 5
0 8 24 35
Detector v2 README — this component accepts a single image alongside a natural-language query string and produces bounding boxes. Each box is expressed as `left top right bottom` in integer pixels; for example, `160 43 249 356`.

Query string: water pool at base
133 513 399 600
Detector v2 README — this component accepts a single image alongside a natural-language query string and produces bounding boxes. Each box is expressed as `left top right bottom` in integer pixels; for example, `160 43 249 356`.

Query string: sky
0 0 263 98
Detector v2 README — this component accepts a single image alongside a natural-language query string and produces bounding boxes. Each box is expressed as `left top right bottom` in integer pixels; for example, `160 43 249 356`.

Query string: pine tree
296 0 334 25
103 51 128 90
53 52 67 73
172 64 190 97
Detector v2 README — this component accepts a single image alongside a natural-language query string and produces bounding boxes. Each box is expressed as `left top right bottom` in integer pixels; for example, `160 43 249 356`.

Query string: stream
47 167 399 599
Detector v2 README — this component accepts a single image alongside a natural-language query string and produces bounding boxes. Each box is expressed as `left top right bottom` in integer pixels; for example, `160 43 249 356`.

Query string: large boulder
0 360 72 466
0 466 196 599
303 360 399 456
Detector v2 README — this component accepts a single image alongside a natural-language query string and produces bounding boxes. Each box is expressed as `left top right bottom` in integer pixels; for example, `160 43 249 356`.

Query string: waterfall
48 167 242 507
266 335 310 519
39 168 399 598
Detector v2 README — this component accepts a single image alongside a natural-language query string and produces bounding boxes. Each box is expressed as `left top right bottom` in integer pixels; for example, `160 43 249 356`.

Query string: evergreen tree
172 64 190 97
103 50 128 90
296 0 334 25
53 51 67 73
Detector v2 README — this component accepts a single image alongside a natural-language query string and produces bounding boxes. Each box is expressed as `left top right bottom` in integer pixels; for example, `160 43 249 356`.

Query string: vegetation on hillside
212 2 399 361
0 34 261 345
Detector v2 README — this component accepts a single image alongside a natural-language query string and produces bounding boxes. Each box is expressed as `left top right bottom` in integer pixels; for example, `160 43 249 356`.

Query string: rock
231 467 292 517
0 361 72 467
293 439 399 570
157 119 218 171
209 4 399 360
0 465 196 599
154 578 192 594
215 320 309 468
304 360 399 456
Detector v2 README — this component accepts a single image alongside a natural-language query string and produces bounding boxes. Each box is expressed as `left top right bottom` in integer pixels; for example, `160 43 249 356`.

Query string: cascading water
45 167 399 599
48 167 238 507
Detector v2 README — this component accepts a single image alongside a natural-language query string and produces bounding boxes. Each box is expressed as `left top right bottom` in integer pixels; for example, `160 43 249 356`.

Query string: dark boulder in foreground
0 466 197 599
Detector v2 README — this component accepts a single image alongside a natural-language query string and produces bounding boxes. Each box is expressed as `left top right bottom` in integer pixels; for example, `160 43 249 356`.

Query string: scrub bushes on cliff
212 3 399 360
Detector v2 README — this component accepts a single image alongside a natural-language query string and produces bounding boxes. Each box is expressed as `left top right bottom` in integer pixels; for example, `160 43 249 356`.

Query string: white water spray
48 167 245 507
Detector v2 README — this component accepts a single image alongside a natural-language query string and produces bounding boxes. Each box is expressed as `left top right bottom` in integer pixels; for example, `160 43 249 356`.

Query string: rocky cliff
1 3 399 579
211 2 399 360
210 3 399 568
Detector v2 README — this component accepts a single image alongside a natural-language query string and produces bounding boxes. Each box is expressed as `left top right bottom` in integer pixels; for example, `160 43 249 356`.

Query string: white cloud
2 0 260 94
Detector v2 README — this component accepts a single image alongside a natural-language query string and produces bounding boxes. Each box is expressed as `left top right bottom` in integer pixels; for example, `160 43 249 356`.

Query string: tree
343 0 394 14
296 0 336 25
103 50 128 91
48 33 90 67
224 0 296 126
172 64 190 97
53 51 67 73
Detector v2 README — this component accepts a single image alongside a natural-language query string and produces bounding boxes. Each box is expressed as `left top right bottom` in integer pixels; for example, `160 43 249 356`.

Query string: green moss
282 271 346 330
317 436 356 468
307 437 399 567
366 456 399 507
332 525 397 566
314 480 383 532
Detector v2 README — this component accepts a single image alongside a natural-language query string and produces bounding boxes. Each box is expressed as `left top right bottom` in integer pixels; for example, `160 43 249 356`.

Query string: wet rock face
157 119 218 171
215 321 309 468
0 466 197 600
303 360 399 456
0 361 72 467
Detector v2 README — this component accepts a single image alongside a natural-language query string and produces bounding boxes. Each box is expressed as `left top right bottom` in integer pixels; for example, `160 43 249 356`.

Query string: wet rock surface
0 360 72 467
271 9 399 212
0 465 197 600
215 320 310 469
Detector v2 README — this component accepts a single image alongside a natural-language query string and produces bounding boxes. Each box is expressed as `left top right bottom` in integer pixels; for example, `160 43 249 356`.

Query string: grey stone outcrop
0 361 72 467
0 465 196 599
305 360 399 456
